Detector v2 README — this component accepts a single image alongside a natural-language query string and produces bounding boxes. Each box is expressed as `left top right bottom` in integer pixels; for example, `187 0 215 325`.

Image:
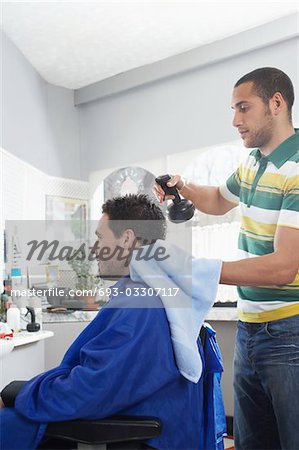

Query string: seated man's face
94 214 133 280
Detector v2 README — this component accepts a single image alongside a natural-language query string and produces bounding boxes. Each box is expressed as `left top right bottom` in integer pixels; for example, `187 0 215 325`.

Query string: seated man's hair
102 194 166 244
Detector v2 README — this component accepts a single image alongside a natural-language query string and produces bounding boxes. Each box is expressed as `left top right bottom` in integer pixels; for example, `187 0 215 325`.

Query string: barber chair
1 381 160 450
4 327 210 449
39 416 161 450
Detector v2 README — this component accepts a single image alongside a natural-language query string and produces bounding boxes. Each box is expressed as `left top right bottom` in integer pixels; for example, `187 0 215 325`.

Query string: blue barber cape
0 277 226 449
200 324 227 450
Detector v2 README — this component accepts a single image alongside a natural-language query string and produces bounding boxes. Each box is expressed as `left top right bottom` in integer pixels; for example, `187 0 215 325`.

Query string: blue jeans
233 315 299 450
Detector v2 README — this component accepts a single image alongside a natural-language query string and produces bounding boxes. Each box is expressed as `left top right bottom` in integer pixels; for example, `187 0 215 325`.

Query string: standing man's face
231 81 275 150
94 214 130 280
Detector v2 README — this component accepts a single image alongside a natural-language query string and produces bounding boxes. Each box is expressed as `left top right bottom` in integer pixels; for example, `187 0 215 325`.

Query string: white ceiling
1 1 298 90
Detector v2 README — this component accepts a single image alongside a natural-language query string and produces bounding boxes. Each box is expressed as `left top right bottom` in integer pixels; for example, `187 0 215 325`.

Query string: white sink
0 340 14 359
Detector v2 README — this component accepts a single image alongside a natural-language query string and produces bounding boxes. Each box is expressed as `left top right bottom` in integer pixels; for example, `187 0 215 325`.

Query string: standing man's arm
154 174 299 287
154 175 237 215
221 226 299 286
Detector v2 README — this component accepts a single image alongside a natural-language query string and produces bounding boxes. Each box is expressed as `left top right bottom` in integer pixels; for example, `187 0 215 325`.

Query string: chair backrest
199 324 207 347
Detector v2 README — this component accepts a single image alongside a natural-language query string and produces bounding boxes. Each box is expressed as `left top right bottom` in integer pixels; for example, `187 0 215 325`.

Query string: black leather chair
1 381 160 450
39 416 161 450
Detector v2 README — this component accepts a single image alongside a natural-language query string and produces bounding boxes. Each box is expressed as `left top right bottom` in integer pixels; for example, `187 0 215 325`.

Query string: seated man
0 194 224 450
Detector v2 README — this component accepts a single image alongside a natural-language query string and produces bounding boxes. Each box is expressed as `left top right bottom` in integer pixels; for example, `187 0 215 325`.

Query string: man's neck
101 271 130 282
260 125 295 156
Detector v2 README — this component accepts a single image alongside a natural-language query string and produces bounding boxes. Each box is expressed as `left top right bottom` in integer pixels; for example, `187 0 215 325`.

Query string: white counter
12 330 54 347
0 330 54 358
43 310 98 323
42 307 238 325
0 330 54 391
0 340 14 360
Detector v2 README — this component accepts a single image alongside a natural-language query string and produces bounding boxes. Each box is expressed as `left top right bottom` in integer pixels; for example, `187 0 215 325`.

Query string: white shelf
11 330 54 347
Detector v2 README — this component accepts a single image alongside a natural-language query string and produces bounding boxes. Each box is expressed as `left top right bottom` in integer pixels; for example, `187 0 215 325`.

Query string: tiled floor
224 436 235 450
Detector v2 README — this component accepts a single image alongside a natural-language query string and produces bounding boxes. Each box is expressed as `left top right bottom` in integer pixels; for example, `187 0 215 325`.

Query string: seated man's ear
122 229 136 249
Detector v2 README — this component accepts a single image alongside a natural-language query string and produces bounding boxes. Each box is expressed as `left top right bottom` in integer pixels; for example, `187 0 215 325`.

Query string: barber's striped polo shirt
220 130 299 323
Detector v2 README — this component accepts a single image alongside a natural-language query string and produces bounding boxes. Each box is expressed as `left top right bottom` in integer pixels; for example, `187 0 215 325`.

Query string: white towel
130 240 222 383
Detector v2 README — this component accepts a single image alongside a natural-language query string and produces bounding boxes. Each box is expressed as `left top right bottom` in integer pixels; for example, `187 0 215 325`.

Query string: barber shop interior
1 2 298 450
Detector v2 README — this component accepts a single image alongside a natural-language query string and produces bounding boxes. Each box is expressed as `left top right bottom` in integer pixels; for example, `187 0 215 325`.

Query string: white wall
79 37 298 179
1 25 298 182
0 147 89 288
0 31 81 180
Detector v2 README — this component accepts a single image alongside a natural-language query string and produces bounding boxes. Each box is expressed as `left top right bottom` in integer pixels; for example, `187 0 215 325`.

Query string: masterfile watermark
5 220 193 309
11 286 181 299
26 237 170 266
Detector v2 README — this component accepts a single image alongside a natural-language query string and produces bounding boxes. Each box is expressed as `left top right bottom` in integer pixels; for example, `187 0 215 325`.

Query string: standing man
155 67 299 450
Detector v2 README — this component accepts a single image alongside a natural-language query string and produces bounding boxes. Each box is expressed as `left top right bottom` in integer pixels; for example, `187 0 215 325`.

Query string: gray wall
79 36 298 179
0 31 81 180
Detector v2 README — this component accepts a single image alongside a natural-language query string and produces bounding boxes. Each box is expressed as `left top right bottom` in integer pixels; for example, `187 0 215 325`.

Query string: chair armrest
45 416 161 445
1 380 27 407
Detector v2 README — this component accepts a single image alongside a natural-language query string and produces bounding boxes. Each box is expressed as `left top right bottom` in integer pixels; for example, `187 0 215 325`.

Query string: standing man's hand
153 174 185 203
0 397 5 409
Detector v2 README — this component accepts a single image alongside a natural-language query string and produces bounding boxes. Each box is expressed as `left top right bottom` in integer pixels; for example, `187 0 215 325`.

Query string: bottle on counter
1 276 12 319
0 293 8 318
4 276 12 297
6 304 21 332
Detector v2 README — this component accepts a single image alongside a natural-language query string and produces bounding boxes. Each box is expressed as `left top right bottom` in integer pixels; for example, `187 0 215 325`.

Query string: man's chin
99 271 124 281
243 138 254 148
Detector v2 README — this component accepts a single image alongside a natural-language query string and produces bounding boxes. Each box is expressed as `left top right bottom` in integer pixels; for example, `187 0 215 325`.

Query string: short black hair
235 67 294 121
102 194 166 244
